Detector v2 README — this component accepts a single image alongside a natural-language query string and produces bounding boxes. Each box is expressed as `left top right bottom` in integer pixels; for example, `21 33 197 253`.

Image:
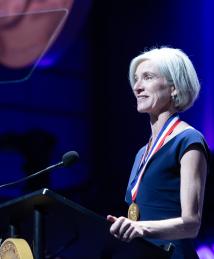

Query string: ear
170 85 177 96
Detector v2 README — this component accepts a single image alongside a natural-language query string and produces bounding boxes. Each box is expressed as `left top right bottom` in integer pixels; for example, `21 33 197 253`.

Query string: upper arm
180 144 207 224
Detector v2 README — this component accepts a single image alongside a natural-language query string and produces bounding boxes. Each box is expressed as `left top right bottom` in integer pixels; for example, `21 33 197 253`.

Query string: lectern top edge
0 188 107 229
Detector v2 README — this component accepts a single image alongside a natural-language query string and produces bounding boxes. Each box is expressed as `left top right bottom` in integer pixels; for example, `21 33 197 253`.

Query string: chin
137 102 153 113
137 106 150 114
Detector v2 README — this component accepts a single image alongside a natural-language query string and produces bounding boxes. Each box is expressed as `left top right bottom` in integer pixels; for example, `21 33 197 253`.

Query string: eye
133 75 138 83
144 74 153 80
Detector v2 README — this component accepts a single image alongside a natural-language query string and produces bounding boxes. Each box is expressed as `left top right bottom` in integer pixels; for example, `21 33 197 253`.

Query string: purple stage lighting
197 245 214 259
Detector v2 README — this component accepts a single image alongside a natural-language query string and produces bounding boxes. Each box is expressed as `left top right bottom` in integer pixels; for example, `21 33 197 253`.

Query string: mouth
137 95 149 100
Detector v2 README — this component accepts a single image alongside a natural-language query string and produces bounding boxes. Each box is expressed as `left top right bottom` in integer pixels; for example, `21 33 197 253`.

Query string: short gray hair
129 47 200 112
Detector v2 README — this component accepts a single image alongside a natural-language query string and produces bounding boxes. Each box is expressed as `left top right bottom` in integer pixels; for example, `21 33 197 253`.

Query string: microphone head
62 151 79 167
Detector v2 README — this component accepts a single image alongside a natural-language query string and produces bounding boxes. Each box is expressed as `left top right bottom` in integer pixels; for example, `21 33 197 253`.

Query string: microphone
0 150 79 189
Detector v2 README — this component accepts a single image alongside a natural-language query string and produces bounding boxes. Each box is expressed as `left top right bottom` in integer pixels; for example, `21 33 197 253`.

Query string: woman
107 47 209 258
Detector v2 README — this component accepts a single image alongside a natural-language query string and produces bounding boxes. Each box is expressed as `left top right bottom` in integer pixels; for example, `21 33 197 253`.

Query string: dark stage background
0 0 213 258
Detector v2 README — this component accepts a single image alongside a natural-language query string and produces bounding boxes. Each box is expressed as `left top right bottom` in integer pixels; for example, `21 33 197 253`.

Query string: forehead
135 59 160 75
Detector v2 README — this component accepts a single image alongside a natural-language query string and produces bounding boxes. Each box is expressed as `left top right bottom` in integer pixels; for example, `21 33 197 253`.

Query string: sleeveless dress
125 128 209 259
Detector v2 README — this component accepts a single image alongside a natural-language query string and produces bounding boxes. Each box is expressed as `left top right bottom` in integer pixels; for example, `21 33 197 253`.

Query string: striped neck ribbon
131 114 181 201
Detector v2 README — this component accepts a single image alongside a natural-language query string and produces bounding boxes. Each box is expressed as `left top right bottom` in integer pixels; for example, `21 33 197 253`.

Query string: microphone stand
0 162 63 190
0 150 79 190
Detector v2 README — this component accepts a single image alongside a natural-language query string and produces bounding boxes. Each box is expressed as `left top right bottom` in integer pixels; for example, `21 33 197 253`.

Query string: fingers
110 216 126 236
129 228 139 241
108 216 145 242
109 217 136 241
107 215 117 223
118 219 131 237
121 224 135 242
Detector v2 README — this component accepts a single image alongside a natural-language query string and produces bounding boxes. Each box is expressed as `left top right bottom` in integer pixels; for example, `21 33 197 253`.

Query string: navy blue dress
125 128 209 259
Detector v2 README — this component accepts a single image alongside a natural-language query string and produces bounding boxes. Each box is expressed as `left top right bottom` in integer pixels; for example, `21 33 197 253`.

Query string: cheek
152 90 171 105
157 84 171 97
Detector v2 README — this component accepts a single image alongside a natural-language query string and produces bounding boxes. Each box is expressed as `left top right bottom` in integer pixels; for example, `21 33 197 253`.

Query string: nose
133 80 144 95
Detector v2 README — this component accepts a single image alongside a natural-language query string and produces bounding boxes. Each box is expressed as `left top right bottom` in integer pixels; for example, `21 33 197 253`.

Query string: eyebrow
134 71 158 78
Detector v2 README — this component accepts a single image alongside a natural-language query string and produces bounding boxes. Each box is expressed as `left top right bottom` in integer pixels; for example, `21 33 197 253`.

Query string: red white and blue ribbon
131 114 181 201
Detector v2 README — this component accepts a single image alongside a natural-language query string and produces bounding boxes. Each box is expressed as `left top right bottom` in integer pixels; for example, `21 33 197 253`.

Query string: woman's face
133 59 172 115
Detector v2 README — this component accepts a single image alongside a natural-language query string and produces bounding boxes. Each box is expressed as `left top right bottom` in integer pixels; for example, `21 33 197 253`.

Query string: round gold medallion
0 238 34 259
128 202 140 221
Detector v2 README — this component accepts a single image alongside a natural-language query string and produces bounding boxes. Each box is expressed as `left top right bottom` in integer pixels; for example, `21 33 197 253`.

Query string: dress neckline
144 126 194 158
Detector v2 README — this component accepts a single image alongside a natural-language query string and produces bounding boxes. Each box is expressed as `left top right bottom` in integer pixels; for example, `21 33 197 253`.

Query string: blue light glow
201 0 214 150
38 56 56 68
197 245 214 259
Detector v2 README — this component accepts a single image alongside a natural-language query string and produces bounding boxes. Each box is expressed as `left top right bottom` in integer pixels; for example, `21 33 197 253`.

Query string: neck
149 111 175 141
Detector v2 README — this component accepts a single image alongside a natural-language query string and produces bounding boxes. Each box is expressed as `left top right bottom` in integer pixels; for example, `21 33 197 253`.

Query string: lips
137 95 149 99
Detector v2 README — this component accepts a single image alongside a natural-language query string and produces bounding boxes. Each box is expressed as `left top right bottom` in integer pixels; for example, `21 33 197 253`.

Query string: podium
0 188 173 258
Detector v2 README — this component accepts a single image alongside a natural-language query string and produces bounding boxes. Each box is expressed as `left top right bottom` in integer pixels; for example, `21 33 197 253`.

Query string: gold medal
0 238 34 259
128 202 140 221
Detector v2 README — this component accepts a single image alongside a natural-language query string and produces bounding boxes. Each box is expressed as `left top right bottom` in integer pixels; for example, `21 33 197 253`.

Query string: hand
107 215 145 242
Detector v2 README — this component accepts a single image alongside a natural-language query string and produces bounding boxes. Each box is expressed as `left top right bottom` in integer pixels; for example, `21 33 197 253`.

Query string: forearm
141 216 200 240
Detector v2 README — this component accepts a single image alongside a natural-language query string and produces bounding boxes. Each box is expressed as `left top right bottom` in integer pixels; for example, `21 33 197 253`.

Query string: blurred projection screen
0 8 70 83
